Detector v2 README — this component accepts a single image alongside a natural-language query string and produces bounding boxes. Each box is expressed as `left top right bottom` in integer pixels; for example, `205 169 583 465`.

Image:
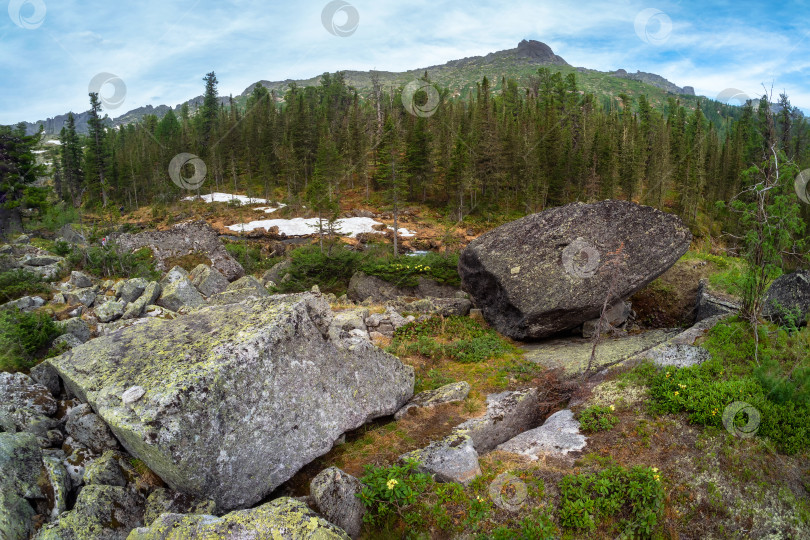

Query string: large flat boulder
117 221 244 281
459 200 691 340
46 294 413 511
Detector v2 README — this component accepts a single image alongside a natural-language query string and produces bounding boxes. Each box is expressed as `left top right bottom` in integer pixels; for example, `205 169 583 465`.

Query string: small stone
310 467 365 538
122 386 146 405
401 433 481 485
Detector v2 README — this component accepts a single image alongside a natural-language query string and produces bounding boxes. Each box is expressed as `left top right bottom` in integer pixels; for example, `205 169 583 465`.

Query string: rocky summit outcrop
763 270 810 327
46 293 414 511
117 221 244 281
459 200 691 340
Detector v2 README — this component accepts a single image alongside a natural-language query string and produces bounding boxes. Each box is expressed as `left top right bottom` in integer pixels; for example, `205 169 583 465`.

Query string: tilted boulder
188 264 229 297
46 293 414 511
459 200 691 340
117 221 244 281
763 270 810 327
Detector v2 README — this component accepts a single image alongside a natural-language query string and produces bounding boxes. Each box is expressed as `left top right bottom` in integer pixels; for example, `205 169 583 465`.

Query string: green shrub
68 244 160 280
0 309 62 372
361 252 461 288
484 511 558 539
274 245 363 294
52 239 71 256
558 465 665 537
223 242 281 275
644 356 810 454
38 202 80 231
358 459 433 528
0 270 51 303
389 316 518 363
578 405 619 433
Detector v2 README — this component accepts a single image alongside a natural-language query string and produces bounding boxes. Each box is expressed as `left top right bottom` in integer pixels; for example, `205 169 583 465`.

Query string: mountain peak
515 40 567 65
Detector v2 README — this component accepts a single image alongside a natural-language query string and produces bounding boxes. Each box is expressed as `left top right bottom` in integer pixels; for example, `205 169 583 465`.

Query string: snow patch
183 192 275 205
227 216 418 239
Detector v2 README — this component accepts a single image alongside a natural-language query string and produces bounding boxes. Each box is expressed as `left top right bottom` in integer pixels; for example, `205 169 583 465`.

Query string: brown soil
630 257 719 329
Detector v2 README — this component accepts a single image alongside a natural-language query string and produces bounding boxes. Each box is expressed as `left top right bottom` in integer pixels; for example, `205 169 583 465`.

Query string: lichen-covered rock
310 467 365 538
83 450 126 487
328 308 369 342
454 389 542 452
395 381 471 420
763 270 810 327
122 282 161 320
63 447 94 489
0 432 45 499
117 221 244 281
69 271 93 289
695 279 739 323
30 362 62 396
459 200 691 340
159 266 189 286
646 343 711 368
156 277 204 312
0 372 57 417
208 275 269 305
142 488 216 528
387 297 472 317
401 433 481 485
64 404 119 454
55 317 90 343
52 333 84 350
65 287 97 308
496 409 587 459
347 272 459 303
95 299 126 323
262 259 292 285
47 293 414 510
188 264 229 297
35 485 144 540
43 456 70 519
0 490 35 540
128 497 350 539
118 278 149 304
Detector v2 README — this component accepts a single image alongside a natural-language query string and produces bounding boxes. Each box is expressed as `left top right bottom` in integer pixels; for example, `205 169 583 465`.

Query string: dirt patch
631 257 720 329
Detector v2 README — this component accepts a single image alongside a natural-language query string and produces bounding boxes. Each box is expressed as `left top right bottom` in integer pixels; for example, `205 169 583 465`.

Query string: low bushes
0 309 62 372
0 269 51 303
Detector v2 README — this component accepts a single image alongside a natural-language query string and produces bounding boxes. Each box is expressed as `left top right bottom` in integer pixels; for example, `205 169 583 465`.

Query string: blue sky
1 0 809 124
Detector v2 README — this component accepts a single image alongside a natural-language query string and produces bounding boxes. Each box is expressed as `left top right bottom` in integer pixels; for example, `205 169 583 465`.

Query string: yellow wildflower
609 405 615 411
665 372 671 378
674 391 679 396
653 474 661 482
387 479 398 490
679 384 686 389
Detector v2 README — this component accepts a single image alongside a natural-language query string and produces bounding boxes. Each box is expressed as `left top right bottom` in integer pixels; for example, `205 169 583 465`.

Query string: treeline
51 69 810 232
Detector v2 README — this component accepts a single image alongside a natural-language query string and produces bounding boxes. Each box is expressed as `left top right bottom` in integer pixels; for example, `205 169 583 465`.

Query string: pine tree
60 112 84 207
85 93 110 207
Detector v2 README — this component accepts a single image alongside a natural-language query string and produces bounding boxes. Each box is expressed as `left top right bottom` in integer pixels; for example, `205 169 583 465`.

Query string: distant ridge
21 40 696 136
